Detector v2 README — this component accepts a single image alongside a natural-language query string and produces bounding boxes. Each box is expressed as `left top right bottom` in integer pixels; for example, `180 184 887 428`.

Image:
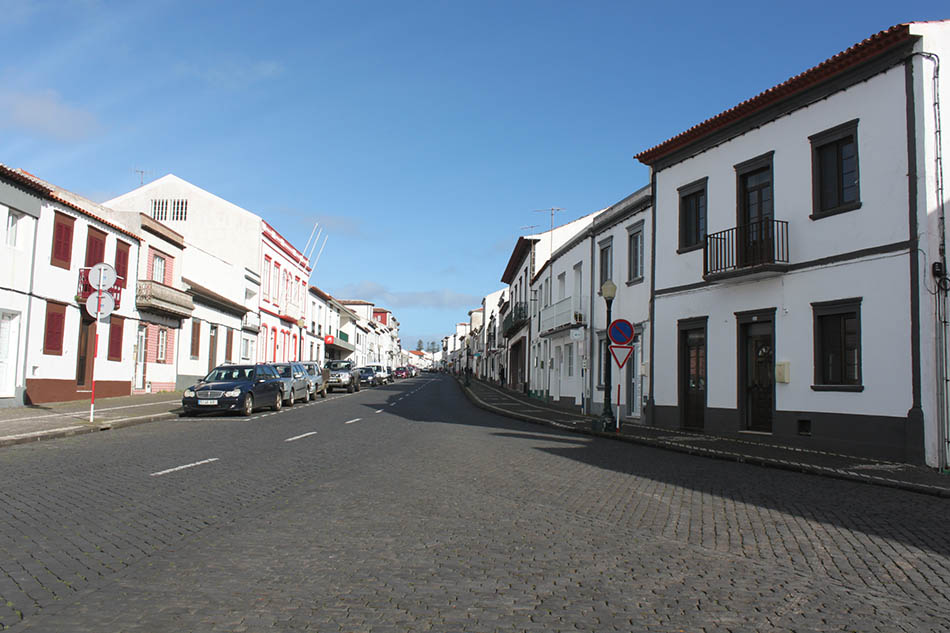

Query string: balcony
135 279 194 318
704 219 789 281
539 296 588 334
242 311 261 333
502 301 529 338
78 268 123 309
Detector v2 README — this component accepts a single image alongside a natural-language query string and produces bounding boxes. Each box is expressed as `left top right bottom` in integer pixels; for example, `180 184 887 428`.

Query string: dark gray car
271 362 311 405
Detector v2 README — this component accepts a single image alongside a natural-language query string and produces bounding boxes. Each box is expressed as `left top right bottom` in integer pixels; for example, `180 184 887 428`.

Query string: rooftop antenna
307 234 329 283
303 221 320 257
533 207 565 312
131 167 151 186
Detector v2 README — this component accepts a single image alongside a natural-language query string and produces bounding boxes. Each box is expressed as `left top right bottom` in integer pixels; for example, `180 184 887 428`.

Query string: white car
367 364 392 384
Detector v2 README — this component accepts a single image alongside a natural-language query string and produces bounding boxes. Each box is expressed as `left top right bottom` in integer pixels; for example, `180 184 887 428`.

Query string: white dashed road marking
284 431 318 442
150 458 219 477
345 418 362 424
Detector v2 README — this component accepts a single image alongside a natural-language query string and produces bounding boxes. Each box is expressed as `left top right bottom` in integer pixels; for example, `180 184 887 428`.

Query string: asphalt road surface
0 375 948 632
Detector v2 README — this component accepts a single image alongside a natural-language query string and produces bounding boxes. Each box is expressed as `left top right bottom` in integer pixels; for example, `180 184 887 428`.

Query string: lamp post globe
599 280 617 430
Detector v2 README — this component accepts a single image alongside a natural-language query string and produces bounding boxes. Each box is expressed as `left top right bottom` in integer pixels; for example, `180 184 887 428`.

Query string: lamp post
597 279 617 431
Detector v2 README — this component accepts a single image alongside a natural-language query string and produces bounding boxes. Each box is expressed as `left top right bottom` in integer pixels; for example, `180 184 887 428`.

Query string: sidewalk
460 377 950 499
0 391 182 448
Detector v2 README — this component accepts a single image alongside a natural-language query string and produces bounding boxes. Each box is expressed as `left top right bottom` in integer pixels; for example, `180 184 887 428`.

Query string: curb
0 411 177 449
457 379 950 500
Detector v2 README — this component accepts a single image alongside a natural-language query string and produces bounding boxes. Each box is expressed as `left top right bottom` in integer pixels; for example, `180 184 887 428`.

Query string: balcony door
737 154 774 268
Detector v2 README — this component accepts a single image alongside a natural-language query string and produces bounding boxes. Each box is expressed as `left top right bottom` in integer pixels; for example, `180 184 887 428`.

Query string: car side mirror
294 373 302 378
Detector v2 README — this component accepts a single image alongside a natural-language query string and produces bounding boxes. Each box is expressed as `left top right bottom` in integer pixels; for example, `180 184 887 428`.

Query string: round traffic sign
85 290 115 318
89 262 117 289
608 319 635 345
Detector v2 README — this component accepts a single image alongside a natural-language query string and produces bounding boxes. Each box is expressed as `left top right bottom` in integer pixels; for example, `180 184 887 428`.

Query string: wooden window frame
677 177 707 253
107 315 124 362
811 297 863 391
43 301 68 355
114 240 130 288
84 226 107 268
626 220 645 284
50 212 75 269
190 319 201 359
598 236 613 289
810 119 861 220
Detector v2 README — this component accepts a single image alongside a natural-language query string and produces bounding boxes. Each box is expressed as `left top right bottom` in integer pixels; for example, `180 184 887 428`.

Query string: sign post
607 319 635 433
85 263 117 424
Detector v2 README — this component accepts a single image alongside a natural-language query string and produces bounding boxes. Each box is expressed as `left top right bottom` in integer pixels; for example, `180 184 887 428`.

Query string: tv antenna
533 207 565 303
131 167 152 186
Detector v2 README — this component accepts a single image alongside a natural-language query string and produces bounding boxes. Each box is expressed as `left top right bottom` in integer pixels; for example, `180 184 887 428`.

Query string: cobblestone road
0 375 948 631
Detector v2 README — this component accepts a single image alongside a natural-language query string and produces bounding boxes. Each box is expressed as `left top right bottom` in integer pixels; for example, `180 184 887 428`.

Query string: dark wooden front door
742 322 774 432
208 325 218 373
739 167 774 267
76 316 96 387
680 328 705 430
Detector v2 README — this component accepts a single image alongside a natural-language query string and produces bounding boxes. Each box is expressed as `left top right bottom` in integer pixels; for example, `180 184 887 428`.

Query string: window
190 320 201 359
565 342 574 377
810 119 860 218
84 227 106 267
678 178 707 251
108 316 124 362
152 254 166 283
157 329 167 362
812 298 862 390
43 301 67 355
50 212 75 269
597 336 608 387
598 238 613 288
114 241 130 288
151 199 188 222
627 221 644 282
5 209 22 247
225 328 234 362
557 273 566 300
262 256 271 300
272 263 280 305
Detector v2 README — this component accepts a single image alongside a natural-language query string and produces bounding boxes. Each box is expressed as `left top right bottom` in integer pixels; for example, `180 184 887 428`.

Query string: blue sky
1 1 946 348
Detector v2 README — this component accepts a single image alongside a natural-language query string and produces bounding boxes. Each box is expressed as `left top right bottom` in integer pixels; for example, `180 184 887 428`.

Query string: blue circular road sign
608 319 634 345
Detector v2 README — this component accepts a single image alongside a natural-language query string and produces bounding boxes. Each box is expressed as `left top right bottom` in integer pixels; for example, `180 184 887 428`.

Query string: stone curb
0 411 177 449
456 379 950 500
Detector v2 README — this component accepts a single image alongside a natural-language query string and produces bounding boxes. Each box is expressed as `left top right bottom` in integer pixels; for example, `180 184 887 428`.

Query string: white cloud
333 281 481 310
0 90 102 142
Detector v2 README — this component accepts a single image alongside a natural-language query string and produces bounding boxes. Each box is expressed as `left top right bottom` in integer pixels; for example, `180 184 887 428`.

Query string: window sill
809 201 862 221
811 384 864 392
677 244 703 255
626 276 645 287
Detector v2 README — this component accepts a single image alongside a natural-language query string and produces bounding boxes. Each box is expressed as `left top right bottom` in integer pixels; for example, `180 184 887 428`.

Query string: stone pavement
461 377 950 499
0 391 181 448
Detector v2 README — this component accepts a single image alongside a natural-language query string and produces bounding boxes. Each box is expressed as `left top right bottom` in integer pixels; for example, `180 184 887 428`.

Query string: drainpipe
588 229 596 415
20 209 40 404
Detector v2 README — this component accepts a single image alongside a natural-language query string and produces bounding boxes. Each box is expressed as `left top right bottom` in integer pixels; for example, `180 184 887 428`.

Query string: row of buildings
0 170 412 406
443 21 950 469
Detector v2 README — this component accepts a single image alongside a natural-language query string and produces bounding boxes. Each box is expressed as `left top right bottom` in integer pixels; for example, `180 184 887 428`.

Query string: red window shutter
85 228 106 267
115 242 130 288
51 213 75 269
44 304 66 355
108 316 124 361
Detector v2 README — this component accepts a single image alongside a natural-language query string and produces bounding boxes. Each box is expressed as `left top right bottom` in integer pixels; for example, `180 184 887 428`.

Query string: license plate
198 399 218 405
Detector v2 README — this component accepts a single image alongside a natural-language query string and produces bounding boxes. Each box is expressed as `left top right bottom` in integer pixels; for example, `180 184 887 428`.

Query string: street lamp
597 279 617 431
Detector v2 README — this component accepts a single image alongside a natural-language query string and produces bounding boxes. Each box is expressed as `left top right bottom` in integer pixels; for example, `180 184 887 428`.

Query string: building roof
340 299 374 305
634 23 917 166
3 166 141 241
501 237 538 284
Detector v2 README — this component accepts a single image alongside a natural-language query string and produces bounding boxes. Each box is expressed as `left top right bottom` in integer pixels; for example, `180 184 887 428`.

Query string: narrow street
0 375 948 632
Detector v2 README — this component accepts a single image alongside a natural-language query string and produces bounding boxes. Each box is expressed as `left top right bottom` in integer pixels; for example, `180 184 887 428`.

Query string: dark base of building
529 390 584 415
652 405 925 464
25 379 131 405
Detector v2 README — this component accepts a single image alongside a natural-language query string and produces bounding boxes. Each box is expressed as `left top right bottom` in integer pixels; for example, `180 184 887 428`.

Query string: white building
529 187 652 418
478 288 508 383
636 21 950 466
3 167 142 404
259 220 311 364
106 175 262 388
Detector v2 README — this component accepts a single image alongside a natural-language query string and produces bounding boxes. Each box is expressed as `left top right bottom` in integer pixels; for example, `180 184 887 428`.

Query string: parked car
326 359 361 393
367 364 392 384
300 361 328 399
357 366 383 387
181 363 283 416
394 367 409 379
272 362 311 405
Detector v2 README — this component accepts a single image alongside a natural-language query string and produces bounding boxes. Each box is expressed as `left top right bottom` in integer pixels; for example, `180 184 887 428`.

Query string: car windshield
276 365 293 377
326 361 351 370
305 366 317 375
204 366 254 382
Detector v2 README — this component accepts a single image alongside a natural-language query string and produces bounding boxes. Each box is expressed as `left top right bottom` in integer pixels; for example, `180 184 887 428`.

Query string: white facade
106 175 262 388
259 220 311 364
638 22 949 465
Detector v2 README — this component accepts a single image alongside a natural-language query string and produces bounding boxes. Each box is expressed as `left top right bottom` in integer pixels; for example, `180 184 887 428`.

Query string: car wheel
303 388 310 403
320 386 327 398
356 380 361 392
288 390 295 406
241 393 254 416
273 392 282 411
347 382 354 393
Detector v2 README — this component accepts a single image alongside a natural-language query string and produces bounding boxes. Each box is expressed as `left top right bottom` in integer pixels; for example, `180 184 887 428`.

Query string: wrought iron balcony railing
502 301 529 338
704 219 789 279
